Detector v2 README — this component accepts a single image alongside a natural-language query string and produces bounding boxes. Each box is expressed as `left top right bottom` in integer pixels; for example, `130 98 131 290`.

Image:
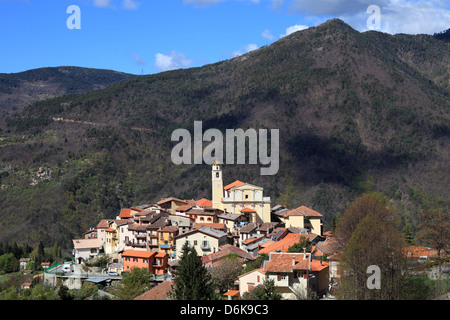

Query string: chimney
292 256 296 266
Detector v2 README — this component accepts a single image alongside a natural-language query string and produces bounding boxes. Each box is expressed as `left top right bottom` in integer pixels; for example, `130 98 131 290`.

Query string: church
211 161 272 223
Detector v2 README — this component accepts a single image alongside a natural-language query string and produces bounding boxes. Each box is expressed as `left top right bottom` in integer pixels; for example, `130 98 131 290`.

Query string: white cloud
261 29 275 40
154 51 193 72
183 0 224 7
279 24 309 38
231 43 259 57
122 0 140 10
93 0 112 8
129 52 146 65
338 0 450 34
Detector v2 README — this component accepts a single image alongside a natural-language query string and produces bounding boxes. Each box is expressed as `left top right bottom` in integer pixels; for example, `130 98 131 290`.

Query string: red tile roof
134 281 173 300
196 198 213 207
175 205 193 212
122 250 157 258
258 233 309 254
240 207 256 213
224 180 244 190
403 246 438 258
224 290 240 297
286 206 323 217
120 208 132 218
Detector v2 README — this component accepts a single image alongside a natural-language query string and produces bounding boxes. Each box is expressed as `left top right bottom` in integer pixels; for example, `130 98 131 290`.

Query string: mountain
0 66 136 115
0 19 448 248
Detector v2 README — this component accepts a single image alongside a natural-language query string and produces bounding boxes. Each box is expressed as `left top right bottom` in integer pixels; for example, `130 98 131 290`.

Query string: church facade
211 161 271 223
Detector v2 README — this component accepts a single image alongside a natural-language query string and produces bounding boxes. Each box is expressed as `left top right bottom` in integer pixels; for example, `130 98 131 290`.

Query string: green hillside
0 19 448 248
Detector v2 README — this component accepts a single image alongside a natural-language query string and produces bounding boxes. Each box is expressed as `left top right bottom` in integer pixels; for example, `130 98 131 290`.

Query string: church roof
224 180 244 190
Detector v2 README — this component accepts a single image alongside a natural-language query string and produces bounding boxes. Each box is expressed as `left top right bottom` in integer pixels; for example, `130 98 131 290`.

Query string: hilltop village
52 161 336 300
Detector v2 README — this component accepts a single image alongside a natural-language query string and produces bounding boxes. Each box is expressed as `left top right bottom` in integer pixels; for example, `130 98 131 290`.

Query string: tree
417 210 450 259
0 253 19 272
208 255 244 294
169 242 215 300
52 241 61 261
334 192 395 250
287 236 316 254
244 253 269 273
116 267 153 300
336 212 407 300
241 278 281 300
403 219 415 245
58 285 73 300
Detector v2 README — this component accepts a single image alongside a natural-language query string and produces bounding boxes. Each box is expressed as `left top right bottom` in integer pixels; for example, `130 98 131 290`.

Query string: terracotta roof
96 219 113 229
310 259 329 272
185 208 217 216
155 252 169 258
193 223 226 230
238 267 265 279
134 280 173 300
240 207 256 213
122 250 157 258
287 206 323 217
224 290 240 297
201 245 255 265
120 208 132 218
159 225 179 233
258 233 304 254
263 253 311 273
224 180 244 190
175 205 193 212
196 198 213 207
105 228 115 232
403 246 438 258
314 237 338 257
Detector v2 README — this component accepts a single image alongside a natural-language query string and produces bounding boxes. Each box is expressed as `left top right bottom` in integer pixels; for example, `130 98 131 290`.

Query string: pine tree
169 242 215 300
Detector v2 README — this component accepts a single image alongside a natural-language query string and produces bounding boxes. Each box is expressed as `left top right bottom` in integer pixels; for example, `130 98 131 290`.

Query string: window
133 258 138 262
245 194 249 199
194 240 198 246
143 259 147 263
125 257 130 261
216 172 219 178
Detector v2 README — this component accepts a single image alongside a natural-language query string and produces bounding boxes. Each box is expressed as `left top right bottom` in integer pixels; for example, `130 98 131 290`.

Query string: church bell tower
212 161 224 210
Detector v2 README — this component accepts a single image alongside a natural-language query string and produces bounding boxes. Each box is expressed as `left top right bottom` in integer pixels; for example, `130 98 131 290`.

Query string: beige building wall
238 269 266 297
175 232 226 258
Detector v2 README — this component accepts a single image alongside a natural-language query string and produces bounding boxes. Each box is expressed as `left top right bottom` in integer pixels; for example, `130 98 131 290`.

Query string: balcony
135 233 146 240
125 241 146 248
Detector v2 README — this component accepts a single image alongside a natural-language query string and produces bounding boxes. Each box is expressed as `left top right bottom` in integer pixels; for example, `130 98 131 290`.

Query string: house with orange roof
196 198 213 208
262 252 329 299
211 162 272 224
278 205 323 236
122 250 169 274
403 246 439 260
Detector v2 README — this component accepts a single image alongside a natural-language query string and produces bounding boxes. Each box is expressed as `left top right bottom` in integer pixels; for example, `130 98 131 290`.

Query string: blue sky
0 0 448 75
